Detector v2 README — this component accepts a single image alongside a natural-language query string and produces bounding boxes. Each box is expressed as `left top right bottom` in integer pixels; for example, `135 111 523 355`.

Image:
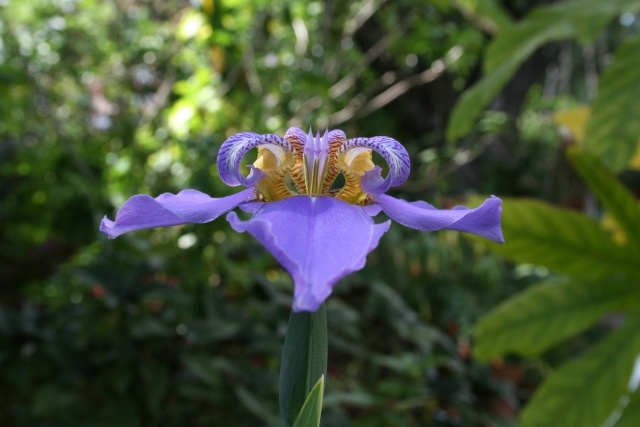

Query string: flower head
101 127 503 311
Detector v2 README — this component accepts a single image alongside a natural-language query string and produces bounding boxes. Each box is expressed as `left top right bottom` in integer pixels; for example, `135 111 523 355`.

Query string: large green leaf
469 198 640 281
474 279 640 359
293 376 325 427
568 147 640 250
520 313 640 427
615 386 640 427
447 0 640 141
279 304 327 427
584 33 640 172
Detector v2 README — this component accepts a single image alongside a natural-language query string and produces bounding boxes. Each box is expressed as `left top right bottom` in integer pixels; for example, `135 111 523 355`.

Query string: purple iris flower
100 128 503 312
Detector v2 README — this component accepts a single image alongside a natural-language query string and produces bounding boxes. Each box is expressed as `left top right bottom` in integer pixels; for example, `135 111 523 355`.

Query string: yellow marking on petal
321 131 346 194
336 149 374 204
253 146 295 201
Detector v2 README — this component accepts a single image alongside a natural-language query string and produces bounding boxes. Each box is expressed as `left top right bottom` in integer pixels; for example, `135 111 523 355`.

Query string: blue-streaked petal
339 136 410 195
375 194 504 243
226 196 391 312
216 132 292 187
100 187 257 239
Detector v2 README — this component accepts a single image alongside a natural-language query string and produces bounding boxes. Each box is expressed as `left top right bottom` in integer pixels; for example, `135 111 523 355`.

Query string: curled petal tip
99 216 117 239
217 132 291 187
341 136 410 195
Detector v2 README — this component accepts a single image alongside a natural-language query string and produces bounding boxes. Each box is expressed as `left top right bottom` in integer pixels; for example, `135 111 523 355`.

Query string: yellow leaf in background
601 214 627 246
628 144 640 170
209 46 226 74
202 0 214 16
553 106 591 143
555 106 640 170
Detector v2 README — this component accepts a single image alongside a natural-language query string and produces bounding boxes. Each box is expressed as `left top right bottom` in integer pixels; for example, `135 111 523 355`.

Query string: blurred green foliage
2 0 639 426
460 1 640 426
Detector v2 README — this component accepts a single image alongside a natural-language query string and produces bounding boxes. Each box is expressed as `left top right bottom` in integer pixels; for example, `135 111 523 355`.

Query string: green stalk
278 304 327 427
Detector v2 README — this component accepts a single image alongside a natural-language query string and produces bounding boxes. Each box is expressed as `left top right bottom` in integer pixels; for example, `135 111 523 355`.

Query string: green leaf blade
520 313 640 427
293 376 325 427
614 386 640 427
474 279 640 359
469 198 640 281
447 0 640 142
584 33 640 171
568 147 640 253
447 60 524 141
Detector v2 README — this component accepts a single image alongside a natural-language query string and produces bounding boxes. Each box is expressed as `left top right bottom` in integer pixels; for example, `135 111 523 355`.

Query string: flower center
251 128 377 204
216 127 410 205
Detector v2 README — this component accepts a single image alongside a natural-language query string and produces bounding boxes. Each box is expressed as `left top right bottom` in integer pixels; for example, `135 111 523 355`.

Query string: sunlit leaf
468 197 640 281
474 279 640 359
615 386 640 427
520 313 640 427
177 9 208 41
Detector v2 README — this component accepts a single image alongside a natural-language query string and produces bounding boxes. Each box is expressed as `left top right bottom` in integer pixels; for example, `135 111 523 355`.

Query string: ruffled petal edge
227 196 391 311
100 187 257 239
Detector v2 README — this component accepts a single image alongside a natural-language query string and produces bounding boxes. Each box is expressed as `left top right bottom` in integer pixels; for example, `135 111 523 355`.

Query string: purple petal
100 187 257 239
361 204 383 216
374 194 504 243
339 136 410 195
217 132 292 187
237 201 266 213
226 196 391 312
284 126 308 148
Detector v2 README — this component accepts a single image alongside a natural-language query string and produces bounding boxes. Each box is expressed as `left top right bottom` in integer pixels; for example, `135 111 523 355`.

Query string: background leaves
3 0 640 426
474 279 640 359
447 0 640 141
469 198 640 281
584 32 640 171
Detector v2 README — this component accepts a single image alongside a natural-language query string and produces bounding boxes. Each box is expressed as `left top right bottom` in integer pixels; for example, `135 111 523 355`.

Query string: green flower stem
279 303 327 427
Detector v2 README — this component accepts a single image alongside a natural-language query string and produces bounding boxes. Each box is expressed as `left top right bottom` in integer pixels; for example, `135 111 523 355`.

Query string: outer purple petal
374 194 504 243
100 187 257 239
226 196 391 312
